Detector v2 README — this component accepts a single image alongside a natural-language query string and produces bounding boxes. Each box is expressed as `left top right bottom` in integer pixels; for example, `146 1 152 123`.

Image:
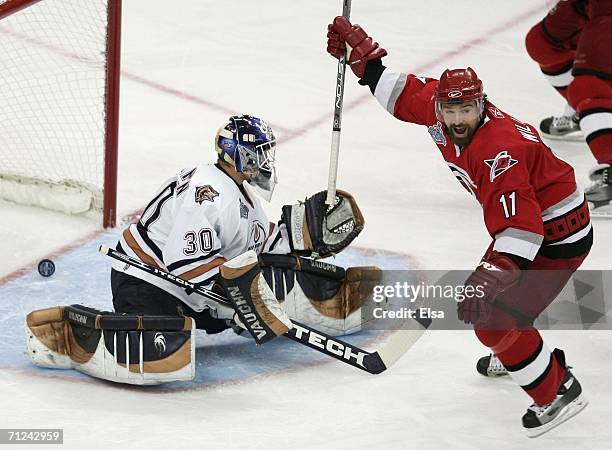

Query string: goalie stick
100 245 429 374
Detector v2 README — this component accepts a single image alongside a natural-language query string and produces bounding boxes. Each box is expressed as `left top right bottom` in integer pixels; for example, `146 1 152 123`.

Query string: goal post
0 0 121 228
104 0 121 229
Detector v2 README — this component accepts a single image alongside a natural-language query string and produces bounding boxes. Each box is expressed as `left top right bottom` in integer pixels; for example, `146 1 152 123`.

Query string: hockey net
0 0 121 228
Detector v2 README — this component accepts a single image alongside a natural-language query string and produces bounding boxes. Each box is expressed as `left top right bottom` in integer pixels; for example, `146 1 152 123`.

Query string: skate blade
540 132 584 142
483 371 509 377
588 203 612 218
526 395 589 438
590 211 612 218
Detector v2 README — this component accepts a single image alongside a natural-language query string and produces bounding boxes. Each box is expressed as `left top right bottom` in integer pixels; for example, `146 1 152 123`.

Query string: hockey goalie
25 114 381 385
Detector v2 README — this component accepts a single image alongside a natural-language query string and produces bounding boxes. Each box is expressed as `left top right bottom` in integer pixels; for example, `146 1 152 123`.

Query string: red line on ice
117 3 548 143
0 3 547 285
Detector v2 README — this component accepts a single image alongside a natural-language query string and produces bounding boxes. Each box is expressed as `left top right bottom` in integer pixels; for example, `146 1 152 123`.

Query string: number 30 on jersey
183 228 214 255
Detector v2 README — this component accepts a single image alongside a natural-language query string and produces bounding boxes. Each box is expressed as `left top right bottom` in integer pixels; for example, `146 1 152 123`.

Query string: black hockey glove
281 189 364 258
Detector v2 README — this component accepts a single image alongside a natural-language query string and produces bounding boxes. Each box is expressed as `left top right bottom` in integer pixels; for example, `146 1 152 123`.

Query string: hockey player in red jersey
327 16 592 437
525 0 612 208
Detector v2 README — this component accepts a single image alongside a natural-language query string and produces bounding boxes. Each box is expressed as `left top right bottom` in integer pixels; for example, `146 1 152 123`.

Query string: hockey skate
476 353 508 377
539 113 582 141
522 357 588 437
586 165 612 216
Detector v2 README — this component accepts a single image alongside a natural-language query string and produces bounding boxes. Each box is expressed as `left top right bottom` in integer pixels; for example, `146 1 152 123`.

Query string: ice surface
1 1 610 448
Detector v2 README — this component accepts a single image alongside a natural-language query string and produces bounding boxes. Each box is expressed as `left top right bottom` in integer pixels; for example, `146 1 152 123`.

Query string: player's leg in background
525 1 587 139
567 16 612 207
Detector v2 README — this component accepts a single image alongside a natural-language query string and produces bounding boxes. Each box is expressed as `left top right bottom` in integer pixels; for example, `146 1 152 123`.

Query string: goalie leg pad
26 305 195 385
292 267 381 335
218 250 292 344
26 306 78 369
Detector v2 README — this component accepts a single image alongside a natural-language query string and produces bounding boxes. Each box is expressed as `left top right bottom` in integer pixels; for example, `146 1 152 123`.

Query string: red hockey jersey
373 70 591 260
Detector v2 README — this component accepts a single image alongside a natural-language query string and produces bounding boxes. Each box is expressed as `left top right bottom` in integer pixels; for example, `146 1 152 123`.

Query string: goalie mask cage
0 0 121 228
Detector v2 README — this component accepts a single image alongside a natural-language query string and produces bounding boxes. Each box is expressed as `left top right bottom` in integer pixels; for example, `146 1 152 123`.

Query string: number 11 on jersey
499 192 516 218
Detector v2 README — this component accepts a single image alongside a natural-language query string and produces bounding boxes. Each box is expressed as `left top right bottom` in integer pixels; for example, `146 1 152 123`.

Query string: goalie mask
215 114 277 201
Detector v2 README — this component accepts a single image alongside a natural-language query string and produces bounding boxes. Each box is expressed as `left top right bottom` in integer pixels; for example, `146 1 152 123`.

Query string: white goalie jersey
113 164 291 311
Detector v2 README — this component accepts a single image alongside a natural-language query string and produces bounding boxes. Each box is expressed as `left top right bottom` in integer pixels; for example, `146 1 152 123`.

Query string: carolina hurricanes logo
484 150 518 182
195 185 219 204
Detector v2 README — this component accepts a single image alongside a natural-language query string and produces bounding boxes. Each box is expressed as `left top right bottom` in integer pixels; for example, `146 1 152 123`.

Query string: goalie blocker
25 304 195 385
217 251 293 344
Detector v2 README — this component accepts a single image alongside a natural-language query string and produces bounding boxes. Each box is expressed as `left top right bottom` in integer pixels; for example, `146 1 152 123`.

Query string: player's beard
448 122 476 147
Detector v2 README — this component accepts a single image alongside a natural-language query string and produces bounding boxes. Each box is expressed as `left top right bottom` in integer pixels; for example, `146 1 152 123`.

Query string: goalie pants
111 269 229 334
474 234 591 406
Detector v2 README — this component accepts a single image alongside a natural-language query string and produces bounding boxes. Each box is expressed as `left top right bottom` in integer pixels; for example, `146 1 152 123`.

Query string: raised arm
327 16 437 125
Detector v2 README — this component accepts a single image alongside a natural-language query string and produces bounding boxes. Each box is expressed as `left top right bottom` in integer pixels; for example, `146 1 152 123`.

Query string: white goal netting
0 0 116 218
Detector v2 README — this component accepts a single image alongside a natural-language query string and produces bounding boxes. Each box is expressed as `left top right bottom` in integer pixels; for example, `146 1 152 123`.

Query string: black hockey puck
38 259 55 277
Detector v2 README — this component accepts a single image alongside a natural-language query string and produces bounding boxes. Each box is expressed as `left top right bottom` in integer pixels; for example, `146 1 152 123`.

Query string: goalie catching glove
282 189 364 258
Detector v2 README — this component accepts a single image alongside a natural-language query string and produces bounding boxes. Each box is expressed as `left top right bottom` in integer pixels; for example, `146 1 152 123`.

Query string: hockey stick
259 253 346 280
325 0 352 206
99 245 428 374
